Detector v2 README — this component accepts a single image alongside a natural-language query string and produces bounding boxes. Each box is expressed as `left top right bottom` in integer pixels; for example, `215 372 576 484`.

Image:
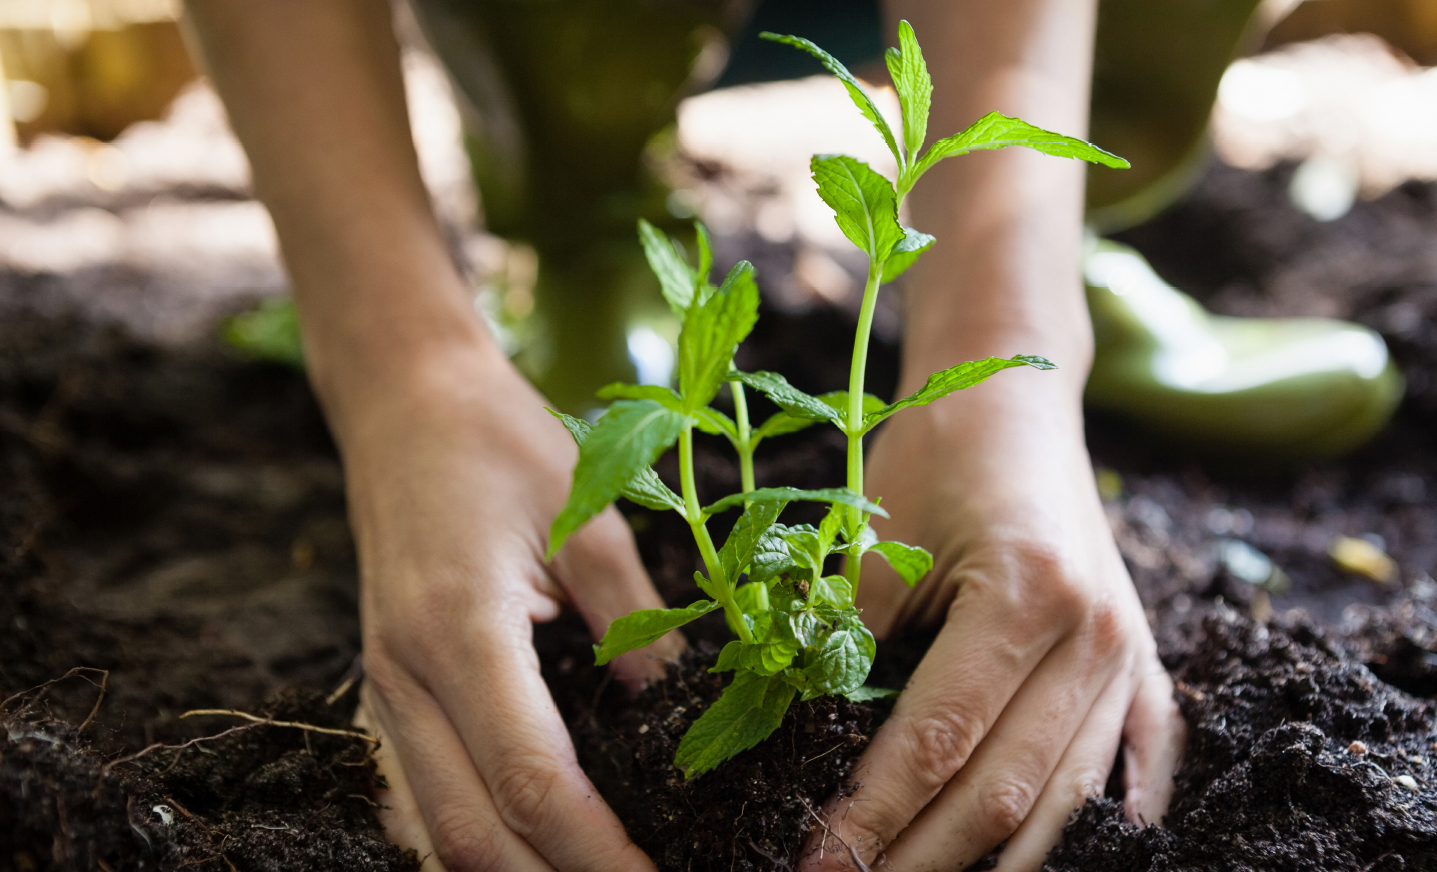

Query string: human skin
183 1 1182 870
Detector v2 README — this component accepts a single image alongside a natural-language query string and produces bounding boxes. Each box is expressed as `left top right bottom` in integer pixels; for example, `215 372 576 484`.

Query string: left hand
801 375 1185 871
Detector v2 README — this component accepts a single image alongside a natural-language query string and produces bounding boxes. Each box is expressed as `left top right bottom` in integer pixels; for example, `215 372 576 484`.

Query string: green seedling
547 22 1126 778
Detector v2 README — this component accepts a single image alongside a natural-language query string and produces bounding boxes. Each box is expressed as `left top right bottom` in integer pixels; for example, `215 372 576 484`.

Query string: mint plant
546 22 1127 778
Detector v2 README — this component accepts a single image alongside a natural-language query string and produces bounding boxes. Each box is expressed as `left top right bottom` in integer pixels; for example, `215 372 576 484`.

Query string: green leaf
548 400 687 557
638 219 696 318
863 355 1055 432
597 382 683 410
886 20 931 161
693 406 738 440
593 600 720 665
757 639 799 674
695 221 714 290
754 410 819 441
719 500 788 581
817 504 845 550
678 262 760 410
711 640 749 673
693 570 722 602
843 685 899 703
868 541 933 587
1013 353 1059 370
782 606 821 647
759 32 901 166
783 527 824 574
675 671 797 777
711 637 798 676
704 487 888 519
811 154 905 262
749 526 801 585
547 409 684 514
912 111 1129 185
881 226 936 282
736 371 843 426
854 621 877 660
801 627 872 699
735 580 770 613
548 408 592 445
810 574 855 610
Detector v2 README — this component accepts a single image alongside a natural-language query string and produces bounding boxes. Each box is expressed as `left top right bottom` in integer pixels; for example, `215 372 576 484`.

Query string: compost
4 158 1437 871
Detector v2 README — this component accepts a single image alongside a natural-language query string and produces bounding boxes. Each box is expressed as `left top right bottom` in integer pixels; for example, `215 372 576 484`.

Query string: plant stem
844 261 883 589
731 380 755 495
679 423 754 643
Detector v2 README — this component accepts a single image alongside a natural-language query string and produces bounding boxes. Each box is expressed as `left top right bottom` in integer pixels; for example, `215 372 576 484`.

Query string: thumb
550 505 685 687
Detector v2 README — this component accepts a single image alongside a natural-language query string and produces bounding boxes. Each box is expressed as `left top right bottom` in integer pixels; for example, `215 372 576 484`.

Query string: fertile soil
5 156 1437 871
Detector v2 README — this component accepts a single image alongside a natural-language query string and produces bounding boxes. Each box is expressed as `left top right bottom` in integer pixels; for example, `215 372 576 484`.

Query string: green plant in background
547 22 1127 778
220 297 305 368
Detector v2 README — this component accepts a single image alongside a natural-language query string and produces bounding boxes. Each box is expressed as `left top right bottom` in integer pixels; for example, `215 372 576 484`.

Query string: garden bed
4 157 1437 870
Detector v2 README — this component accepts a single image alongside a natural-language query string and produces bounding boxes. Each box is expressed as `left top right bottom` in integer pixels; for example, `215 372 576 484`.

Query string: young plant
546 22 1127 778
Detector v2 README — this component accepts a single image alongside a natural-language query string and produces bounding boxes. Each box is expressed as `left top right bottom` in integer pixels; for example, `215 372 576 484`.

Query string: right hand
340 340 677 871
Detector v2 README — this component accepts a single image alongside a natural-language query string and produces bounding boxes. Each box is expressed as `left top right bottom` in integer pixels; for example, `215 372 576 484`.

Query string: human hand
339 342 677 871
802 375 1184 871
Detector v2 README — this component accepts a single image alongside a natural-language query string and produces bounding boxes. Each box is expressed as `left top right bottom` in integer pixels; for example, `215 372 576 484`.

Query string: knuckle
490 755 560 837
1041 570 1089 619
975 776 1040 842
988 540 1088 621
905 709 985 787
1086 599 1126 658
431 810 506 871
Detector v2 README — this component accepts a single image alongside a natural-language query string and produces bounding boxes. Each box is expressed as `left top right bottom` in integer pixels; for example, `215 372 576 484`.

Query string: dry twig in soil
799 797 874 872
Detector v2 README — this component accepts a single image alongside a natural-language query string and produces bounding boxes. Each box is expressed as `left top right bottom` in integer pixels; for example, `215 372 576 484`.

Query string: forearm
185 0 495 435
885 0 1098 397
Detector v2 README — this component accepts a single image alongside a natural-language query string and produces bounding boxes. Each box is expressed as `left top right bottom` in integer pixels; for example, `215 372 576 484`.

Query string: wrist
315 318 512 453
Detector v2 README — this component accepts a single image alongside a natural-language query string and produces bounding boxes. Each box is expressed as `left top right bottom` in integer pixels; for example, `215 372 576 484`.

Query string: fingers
424 608 657 872
800 567 1073 870
1121 662 1185 825
869 631 1124 872
360 677 554 872
354 693 448 871
989 672 1129 872
550 506 683 687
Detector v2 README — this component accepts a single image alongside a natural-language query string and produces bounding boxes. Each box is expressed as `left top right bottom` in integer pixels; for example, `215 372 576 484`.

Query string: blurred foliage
220 298 305 369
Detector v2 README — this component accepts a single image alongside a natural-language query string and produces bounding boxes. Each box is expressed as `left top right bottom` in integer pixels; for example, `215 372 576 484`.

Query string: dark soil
5 156 1437 871
544 641 884 869
0 314 417 871
1050 609 1437 871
